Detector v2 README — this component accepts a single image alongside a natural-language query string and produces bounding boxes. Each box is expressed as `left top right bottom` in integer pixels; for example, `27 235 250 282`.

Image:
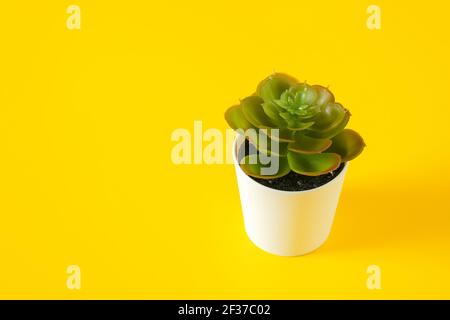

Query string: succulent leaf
287 151 341 176
308 102 346 132
256 73 298 102
287 121 315 131
240 96 276 128
224 105 255 131
247 131 289 157
240 154 290 179
293 83 318 106
326 129 366 161
312 85 335 106
305 104 350 139
288 133 332 154
262 101 288 127
266 128 295 142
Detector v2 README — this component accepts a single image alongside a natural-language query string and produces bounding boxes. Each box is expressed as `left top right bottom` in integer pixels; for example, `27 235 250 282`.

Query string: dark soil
250 162 345 192
238 139 346 192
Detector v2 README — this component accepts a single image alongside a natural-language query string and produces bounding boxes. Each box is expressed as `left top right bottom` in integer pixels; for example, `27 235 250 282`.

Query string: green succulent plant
225 73 365 178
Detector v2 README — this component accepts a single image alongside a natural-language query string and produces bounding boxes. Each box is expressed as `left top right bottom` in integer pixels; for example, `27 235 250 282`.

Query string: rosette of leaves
225 73 365 178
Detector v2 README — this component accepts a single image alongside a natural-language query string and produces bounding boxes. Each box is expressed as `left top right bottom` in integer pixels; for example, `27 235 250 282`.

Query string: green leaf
326 129 365 161
287 121 315 131
224 105 255 131
287 151 342 176
288 133 332 154
262 101 288 127
309 102 347 132
241 96 276 128
266 128 295 142
247 131 289 156
256 73 298 101
312 85 335 106
305 107 350 139
292 83 318 106
240 154 290 179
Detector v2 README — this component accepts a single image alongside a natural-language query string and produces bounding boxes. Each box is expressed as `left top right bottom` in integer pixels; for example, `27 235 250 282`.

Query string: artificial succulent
225 73 365 178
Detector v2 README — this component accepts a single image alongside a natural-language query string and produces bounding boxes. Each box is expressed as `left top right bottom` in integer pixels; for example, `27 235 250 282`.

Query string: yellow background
1 0 449 299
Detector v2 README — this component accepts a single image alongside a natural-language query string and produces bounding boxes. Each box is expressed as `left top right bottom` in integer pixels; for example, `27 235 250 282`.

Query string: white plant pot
233 138 348 256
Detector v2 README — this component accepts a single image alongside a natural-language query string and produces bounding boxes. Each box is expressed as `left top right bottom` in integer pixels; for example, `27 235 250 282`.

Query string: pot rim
233 136 348 194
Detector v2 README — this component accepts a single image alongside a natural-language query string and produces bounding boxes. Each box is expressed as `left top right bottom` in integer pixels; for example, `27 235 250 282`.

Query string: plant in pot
225 73 365 256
